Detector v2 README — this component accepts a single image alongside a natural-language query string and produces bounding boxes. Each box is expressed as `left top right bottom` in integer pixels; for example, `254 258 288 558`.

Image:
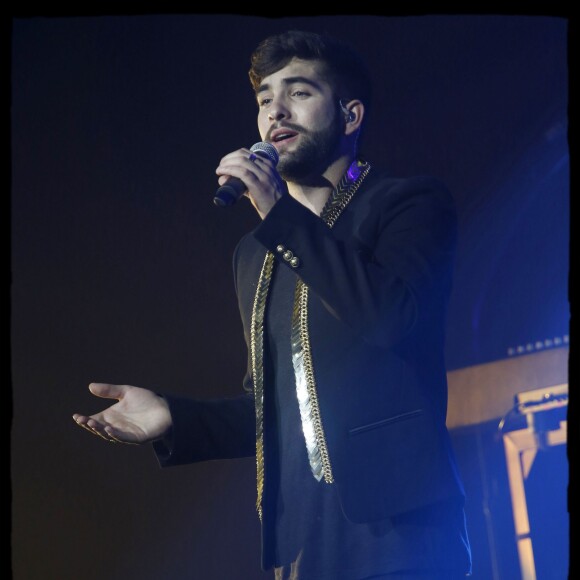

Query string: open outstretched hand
72 383 172 444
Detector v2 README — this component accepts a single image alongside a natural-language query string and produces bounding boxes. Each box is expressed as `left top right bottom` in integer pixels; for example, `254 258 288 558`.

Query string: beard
275 109 344 183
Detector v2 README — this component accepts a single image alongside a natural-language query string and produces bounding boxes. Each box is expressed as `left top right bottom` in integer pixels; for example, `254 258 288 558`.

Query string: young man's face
256 58 344 182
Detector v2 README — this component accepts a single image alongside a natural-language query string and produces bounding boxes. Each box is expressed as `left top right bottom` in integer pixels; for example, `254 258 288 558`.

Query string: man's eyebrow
256 76 323 95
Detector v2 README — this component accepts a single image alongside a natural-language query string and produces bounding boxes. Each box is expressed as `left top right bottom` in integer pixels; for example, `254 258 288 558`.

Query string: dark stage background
10 14 570 579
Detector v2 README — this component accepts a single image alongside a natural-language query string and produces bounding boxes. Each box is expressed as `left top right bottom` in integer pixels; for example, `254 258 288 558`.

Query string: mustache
266 122 304 142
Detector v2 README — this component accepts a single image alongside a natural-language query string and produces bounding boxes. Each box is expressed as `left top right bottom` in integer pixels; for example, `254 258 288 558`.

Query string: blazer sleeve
252 175 457 349
152 389 255 467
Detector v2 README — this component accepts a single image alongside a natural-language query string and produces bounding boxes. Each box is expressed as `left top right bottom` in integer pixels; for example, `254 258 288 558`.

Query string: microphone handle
214 177 247 207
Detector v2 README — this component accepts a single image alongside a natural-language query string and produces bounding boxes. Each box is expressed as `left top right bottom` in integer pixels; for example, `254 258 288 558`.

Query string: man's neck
286 154 354 216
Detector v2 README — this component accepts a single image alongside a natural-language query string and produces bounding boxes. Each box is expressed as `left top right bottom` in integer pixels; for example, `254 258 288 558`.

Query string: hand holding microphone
214 141 279 207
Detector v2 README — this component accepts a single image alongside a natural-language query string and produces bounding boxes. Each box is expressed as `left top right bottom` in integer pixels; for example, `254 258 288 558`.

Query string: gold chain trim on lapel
321 159 371 228
291 281 332 482
250 250 276 521
250 159 371 519
291 159 371 485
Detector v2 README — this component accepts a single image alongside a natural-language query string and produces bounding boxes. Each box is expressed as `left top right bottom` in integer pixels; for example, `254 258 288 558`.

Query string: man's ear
341 99 364 135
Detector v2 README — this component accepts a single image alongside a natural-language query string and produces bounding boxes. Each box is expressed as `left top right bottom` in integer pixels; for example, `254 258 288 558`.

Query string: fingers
72 415 118 444
104 427 140 445
216 149 274 185
72 413 141 445
219 148 269 167
72 415 109 438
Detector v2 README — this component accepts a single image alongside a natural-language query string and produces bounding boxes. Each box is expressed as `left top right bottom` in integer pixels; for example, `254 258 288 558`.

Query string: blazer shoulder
364 169 454 203
354 170 456 227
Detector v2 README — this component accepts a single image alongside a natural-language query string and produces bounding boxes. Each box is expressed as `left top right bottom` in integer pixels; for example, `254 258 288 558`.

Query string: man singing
73 30 472 579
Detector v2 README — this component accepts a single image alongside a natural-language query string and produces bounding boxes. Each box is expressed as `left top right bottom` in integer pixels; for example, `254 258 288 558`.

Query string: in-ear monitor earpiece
339 99 355 123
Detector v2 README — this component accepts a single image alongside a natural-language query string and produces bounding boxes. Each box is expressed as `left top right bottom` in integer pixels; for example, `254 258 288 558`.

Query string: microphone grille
250 141 279 165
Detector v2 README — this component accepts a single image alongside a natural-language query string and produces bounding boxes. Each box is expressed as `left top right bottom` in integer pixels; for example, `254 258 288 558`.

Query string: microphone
213 141 279 207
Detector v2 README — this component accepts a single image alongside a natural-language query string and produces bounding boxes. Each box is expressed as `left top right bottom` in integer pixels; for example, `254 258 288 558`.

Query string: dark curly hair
248 30 372 121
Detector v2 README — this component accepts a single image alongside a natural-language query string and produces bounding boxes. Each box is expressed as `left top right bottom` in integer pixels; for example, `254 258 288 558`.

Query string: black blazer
154 167 466 524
